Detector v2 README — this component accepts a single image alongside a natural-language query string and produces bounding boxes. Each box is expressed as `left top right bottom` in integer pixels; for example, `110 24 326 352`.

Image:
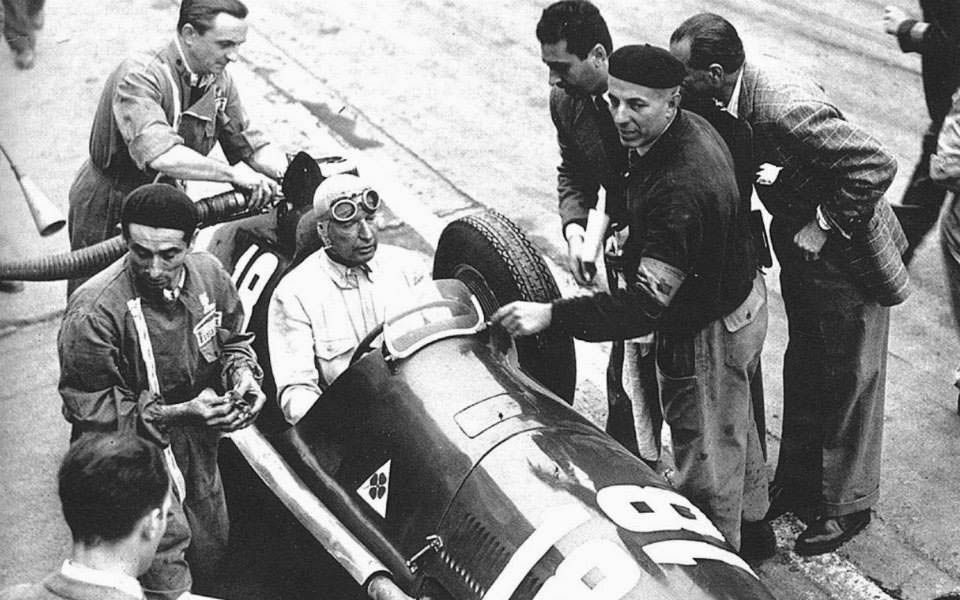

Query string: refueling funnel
0 142 66 237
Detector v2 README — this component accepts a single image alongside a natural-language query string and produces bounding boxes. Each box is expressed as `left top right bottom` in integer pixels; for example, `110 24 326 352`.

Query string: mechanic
883 2 960 265
268 173 428 426
58 183 267 599
492 44 771 558
536 0 662 468
670 13 909 555
66 0 288 295
0 434 172 600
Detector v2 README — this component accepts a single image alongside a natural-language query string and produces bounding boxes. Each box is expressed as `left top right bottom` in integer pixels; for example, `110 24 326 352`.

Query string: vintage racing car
205 154 777 600
0 152 776 600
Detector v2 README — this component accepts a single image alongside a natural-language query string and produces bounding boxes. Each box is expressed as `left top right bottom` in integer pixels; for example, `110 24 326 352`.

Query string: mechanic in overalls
66 0 287 295
58 184 267 599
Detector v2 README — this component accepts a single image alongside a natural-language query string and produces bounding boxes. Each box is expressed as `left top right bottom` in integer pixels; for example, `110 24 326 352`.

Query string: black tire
433 210 576 403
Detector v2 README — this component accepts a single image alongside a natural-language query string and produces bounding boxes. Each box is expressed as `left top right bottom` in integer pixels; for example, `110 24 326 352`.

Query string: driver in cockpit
267 174 427 425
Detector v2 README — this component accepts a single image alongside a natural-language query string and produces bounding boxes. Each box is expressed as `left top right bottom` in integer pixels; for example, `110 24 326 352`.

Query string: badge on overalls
215 89 227 114
194 304 222 362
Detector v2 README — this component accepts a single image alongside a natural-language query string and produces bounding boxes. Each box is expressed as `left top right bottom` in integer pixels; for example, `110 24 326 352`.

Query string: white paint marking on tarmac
771 515 895 599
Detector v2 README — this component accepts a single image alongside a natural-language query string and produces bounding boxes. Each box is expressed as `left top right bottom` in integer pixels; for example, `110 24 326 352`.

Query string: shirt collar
171 37 214 88
321 250 374 289
724 68 744 118
162 269 187 303
61 560 143 599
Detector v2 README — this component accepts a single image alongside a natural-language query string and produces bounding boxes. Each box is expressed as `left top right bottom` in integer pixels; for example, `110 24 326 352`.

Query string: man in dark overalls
67 0 287 295
59 184 267 599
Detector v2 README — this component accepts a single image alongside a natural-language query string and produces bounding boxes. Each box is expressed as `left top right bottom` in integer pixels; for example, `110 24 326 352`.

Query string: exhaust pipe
0 189 260 282
228 427 415 600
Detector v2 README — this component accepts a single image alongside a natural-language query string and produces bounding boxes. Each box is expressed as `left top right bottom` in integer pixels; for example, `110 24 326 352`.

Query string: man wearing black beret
494 43 772 559
58 183 267 598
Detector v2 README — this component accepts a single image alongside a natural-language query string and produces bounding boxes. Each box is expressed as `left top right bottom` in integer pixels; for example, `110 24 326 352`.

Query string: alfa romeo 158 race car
0 152 776 600
203 154 777 600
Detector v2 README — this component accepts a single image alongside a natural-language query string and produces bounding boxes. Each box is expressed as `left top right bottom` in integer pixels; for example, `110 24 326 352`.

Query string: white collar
725 68 744 118
61 560 143 599
162 269 187 303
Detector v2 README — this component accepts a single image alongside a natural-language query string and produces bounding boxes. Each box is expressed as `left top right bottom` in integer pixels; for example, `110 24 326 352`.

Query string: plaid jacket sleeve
773 100 897 236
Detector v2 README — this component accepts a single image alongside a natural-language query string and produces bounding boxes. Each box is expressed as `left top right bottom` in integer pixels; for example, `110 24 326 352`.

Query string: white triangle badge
358 460 391 518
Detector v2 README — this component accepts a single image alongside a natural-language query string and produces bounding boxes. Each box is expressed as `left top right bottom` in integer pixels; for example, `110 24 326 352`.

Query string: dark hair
59 434 169 545
177 0 248 35
670 13 745 72
120 183 199 242
536 0 612 59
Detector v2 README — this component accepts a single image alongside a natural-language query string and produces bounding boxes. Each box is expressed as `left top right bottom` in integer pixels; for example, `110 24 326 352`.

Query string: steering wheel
349 322 385 366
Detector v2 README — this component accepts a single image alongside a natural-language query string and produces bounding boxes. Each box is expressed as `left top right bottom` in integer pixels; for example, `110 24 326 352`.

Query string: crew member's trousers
772 224 889 518
657 272 769 550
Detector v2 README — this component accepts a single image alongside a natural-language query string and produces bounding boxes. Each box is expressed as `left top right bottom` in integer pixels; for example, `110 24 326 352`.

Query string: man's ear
187 228 199 251
708 63 726 84
139 508 164 543
180 23 198 45
316 221 329 246
668 89 682 110
589 43 607 65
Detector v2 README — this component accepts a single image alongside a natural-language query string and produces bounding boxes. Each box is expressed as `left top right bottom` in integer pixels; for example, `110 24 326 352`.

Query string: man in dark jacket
884 2 960 264
493 44 771 558
536 0 661 467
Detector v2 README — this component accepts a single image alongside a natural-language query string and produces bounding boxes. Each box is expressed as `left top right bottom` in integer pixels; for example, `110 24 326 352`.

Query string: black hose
0 190 256 282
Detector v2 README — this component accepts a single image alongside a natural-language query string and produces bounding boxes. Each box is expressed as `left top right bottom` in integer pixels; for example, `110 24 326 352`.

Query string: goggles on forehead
328 188 382 223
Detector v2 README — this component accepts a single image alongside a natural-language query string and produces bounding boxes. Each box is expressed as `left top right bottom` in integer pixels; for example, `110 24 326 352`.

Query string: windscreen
383 279 485 359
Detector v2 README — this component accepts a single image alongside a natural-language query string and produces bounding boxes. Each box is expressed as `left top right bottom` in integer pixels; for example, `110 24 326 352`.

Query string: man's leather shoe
14 48 35 70
794 510 871 556
739 519 776 562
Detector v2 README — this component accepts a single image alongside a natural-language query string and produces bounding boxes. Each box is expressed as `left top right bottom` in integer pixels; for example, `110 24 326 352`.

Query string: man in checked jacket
670 13 910 556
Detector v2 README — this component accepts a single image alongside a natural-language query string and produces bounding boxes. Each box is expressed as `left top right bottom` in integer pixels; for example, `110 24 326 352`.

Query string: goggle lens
329 189 381 223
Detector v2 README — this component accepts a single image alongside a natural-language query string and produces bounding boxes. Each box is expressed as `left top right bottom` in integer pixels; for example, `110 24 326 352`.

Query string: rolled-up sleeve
113 60 184 170
268 284 322 424
58 309 139 435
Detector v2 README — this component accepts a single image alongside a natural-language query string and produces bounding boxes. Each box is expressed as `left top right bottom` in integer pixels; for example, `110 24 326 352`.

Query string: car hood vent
441 511 520 598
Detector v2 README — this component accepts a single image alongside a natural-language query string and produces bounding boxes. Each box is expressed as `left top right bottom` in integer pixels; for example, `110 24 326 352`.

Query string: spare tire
433 210 576 403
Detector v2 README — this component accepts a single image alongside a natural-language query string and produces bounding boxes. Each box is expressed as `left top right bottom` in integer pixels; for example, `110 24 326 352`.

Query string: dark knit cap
121 183 199 235
608 44 686 89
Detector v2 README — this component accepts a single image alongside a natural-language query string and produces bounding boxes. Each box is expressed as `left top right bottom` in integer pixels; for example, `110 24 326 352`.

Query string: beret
121 183 199 235
608 44 686 89
313 173 375 219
